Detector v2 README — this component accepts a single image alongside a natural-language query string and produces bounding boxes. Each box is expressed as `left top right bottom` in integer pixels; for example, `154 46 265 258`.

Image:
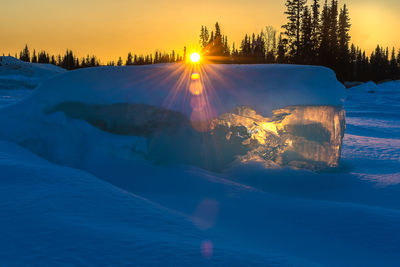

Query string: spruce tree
232 43 236 57
355 47 362 80
329 0 338 46
117 57 123 66
211 22 224 57
390 47 397 76
251 34 256 56
311 0 320 56
200 26 207 48
224 36 230 56
338 4 351 80
349 44 357 79
126 52 133 65
282 0 306 61
171 50 175 62
397 49 400 68
31 49 38 63
154 51 159 64
20 44 31 62
338 4 351 55
300 6 313 63
38 51 46 63
328 0 339 67
277 34 288 63
51 55 56 65
204 27 209 46
240 34 250 57
318 0 330 65
215 22 221 38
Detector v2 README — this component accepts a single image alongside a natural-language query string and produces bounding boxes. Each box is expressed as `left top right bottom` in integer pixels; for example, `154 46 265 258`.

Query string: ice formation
0 62 346 170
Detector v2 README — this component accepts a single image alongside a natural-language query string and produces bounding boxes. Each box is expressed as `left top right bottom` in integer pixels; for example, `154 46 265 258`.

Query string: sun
190 52 201 63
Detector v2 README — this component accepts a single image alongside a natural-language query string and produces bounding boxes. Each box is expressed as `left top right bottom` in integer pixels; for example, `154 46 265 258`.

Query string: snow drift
0 56 65 90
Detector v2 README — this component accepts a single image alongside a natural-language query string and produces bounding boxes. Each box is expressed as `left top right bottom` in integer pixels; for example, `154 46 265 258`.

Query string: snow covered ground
343 81 400 186
0 56 65 93
0 63 399 266
0 56 65 107
0 89 32 107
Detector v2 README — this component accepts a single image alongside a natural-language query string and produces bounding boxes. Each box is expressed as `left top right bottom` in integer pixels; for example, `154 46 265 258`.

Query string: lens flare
191 73 200 80
190 52 201 63
201 240 213 259
189 82 203 95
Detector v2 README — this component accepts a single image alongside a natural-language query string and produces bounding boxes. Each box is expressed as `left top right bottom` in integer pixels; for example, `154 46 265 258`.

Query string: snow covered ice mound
0 63 346 171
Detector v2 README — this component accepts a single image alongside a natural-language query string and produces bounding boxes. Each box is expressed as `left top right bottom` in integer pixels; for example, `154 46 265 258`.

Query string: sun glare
190 52 201 63
191 73 200 80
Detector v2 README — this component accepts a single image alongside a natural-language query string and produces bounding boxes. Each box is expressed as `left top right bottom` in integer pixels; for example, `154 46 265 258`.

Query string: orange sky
1 0 399 62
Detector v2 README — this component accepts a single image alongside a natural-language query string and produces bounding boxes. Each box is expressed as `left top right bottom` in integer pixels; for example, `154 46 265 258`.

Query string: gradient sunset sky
1 0 399 62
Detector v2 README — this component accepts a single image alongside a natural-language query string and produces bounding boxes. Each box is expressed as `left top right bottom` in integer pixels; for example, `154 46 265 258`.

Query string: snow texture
22 63 345 117
0 56 65 91
0 61 399 266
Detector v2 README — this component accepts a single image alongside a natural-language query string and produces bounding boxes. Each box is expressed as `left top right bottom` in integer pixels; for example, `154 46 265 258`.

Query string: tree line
3 0 400 82
10 44 184 70
122 50 184 66
198 0 400 82
16 45 101 70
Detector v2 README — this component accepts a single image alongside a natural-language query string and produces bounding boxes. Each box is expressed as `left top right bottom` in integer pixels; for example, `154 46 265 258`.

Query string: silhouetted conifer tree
390 47 398 76
19 44 30 62
311 0 320 56
300 6 313 63
282 0 306 61
31 50 37 63
117 57 123 66
337 3 351 80
397 49 400 72
277 34 288 63
171 50 175 62
126 52 133 65
183 47 187 61
200 26 210 48
328 0 339 66
319 0 330 65
209 22 224 56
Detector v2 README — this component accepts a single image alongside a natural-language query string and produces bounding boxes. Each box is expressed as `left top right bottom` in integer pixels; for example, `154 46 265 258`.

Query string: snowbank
0 63 347 171
347 80 400 93
0 56 65 90
377 80 400 92
347 81 378 92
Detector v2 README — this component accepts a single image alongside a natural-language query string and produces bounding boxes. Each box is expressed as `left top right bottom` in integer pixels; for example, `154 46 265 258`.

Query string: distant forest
3 0 400 82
